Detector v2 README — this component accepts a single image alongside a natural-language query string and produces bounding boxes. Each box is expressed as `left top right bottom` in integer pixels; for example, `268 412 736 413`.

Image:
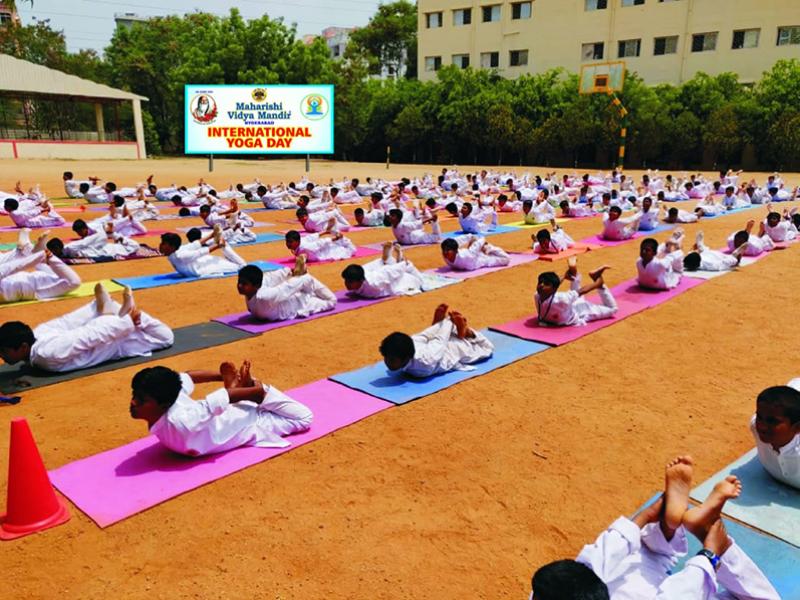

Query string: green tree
347 0 417 79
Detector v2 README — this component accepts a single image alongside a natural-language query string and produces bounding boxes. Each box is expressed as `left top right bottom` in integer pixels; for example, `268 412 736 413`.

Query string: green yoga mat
0 322 254 394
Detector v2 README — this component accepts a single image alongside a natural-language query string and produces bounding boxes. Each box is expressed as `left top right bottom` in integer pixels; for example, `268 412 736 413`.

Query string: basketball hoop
579 61 628 170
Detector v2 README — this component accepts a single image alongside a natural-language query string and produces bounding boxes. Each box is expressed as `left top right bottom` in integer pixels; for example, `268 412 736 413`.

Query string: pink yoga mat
491 277 705 346
272 246 380 266
426 253 538 280
536 242 601 262
49 379 392 528
579 232 646 248
214 289 391 333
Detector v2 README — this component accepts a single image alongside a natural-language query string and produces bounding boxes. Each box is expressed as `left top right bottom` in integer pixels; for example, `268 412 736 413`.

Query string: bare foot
118 286 135 317
566 256 578 279
128 306 142 327
381 240 393 262
213 223 223 245
392 242 404 263
433 303 449 325
589 265 611 281
633 495 664 528
449 311 474 339
17 227 31 251
694 231 704 252
94 282 114 315
292 253 307 277
683 475 740 540
663 455 694 536
238 360 254 387
703 519 732 557
32 231 50 254
220 361 239 389
745 219 755 233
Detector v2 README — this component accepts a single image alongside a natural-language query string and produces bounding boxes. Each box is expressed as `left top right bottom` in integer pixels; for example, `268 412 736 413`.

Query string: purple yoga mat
214 289 391 334
579 232 648 248
426 253 538 280
491 277 705 346
49 379 392 528
273 245 381 266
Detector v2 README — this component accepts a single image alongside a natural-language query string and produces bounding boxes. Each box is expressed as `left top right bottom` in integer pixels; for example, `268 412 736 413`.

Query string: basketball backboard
579 61 626 94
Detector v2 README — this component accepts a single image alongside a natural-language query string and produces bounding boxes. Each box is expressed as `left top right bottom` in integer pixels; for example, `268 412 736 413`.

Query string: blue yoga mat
691 448 800 548
329 329 548 405
638 223 675 234
113 260 282 290
235 232 283 245
633 493 798 598
443 224 520 239
701 205 758 220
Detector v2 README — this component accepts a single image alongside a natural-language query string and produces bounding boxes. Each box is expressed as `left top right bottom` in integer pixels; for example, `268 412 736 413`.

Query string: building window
480 51 500 68
585 0 608 10
621 0 645 6
732 29 759 49
512 2 532 19
618 39 641 58
482 5 501 22
425 12 442 28
509 49 529 66
453 8 472 26
653 36 678 55
691 32 717 52
777 26 800 46
425 56 442 71
453 54 470 68
582 42 605 61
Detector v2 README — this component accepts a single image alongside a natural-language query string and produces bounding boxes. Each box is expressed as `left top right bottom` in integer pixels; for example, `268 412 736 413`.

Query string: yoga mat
580 224 674 248
233 232 283 246
0 322 254 394
112 260 282 290
49 379 392 527
0 243 15 251
427 253 538 280
491 277 705 346
699 205 758 219
505 218 568 228
536 242 602 262
215 272 460 334
691 448 800 548
272 245 381 266
442 224 521 238
176 221 272 232
330 329 549 405
61 244 162 265
0 279 124 310
633 493 799 598
683 255 763 280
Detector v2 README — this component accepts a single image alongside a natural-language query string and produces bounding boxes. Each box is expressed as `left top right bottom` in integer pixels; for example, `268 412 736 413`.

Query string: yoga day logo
301 93 328 120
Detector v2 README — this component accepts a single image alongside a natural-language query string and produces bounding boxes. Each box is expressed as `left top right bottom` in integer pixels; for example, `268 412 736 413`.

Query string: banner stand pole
208 154 214 173
305 154 310 173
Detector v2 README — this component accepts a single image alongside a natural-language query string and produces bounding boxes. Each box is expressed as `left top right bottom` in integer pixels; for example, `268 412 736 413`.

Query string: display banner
184 84 334 154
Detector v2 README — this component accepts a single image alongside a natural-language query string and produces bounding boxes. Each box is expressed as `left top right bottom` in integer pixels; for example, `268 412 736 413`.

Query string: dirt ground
1 158 798 599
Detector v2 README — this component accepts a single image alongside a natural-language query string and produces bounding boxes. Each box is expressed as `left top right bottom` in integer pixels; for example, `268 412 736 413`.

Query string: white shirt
726 233 774 256
355 259 424 298
297 234 355 261
751 415 800 489
763 220 797 242
637 253 682 290
402 319 494 378
167 243 238 277
150 373 307 456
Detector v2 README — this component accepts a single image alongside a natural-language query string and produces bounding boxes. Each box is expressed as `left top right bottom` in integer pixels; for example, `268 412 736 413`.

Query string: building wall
0 140 141 160
418 0 800 84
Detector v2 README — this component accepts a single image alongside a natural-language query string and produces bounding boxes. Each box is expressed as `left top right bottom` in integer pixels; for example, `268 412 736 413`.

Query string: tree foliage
347 0 417 79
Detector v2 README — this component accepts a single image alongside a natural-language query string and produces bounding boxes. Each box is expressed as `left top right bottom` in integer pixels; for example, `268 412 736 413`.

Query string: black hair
379 332 415 362
105 181 117 192
537 271 561 290
111 195 124 208
171 194 183 205
726 186 735 193
440 238 459 252
199 205 211 214
769 187 779 195
186 228 202 243
237 264 263 288
382 215 392 227
536 229 551 242
285 230 301 244
4 198 18 211
683 252 701 271
178 207 191 216
296 207 309 218
462 201 473 214
256 185 267 196
767 211 781 222
351 178 359 186
160 232 182 249
371 191 383 202
757 386 800 424
733 230 749 248
531 560 609 600
559 200 569 209
72 219 88 233
497 194 508 203
354 207 365 217
640 238 659 253
341 264 366 283
541 189 550 198
425 198 436 208
445 202 458 215
330 187 339 195
668 207 678 216
63 171 74 179
0 321 35 351
389 208 403 222
609 206 622 215
46 238 64 257
80 183 91 193
131 366 183 408
523 199 533 210
792 214 800 229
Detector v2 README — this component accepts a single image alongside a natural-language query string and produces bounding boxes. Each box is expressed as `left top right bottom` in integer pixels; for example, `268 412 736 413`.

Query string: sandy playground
0 157 798 599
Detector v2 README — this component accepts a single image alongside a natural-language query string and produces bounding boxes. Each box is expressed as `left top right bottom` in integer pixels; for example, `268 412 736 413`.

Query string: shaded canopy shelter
0 53 148 159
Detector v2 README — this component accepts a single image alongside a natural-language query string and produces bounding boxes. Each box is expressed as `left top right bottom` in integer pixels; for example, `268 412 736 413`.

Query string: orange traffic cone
0 417 69 540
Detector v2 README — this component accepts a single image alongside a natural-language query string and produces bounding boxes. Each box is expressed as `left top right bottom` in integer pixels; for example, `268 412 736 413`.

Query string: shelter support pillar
131 98 146 159
94 102 105 142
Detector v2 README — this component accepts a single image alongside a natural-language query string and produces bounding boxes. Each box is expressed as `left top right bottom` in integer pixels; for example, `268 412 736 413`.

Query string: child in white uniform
601 206 641 241
440 235 510 271
130 361 312 457
0 284 173 372
535 260 616 326
726 220 775 256
457 201 497 233
4 198 67 228
236 260 336 322
379 304 494 378
0 244 81 303
533 222 574 255
683 232 747 272
284 230 356 262
388 209 442 245
341 242 425 298
762 208 797 242
636 233 684 290
751 384 800 490
159 232 246 277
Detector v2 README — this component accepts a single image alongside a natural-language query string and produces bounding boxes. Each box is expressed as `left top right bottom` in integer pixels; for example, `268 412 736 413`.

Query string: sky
16 0 385 54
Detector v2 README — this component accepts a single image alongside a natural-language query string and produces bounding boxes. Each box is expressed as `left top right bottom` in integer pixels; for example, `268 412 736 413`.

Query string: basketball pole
608 93 628 172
